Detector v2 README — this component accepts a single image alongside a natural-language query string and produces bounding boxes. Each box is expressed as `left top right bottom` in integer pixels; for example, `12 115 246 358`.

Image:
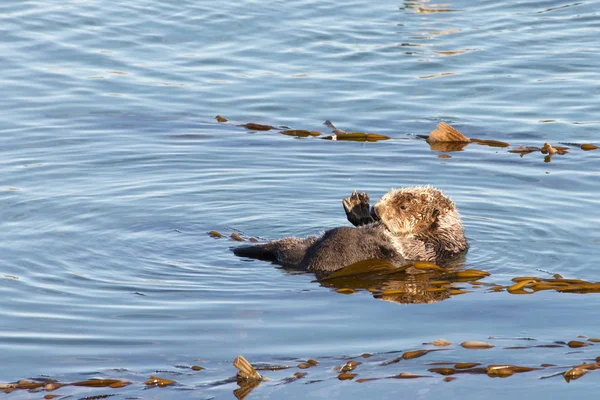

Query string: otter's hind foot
343 191 374 227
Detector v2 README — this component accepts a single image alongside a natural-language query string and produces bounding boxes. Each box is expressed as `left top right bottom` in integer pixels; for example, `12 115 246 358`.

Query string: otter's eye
400 205 407 210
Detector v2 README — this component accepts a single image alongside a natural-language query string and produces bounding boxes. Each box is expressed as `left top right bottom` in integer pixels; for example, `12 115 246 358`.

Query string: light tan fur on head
373 186 467 257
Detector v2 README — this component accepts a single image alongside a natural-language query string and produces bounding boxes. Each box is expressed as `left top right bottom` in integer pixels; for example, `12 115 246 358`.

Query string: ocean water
1 0 599 398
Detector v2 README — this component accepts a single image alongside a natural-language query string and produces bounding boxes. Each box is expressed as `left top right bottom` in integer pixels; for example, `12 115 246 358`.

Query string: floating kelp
280 130 321 137
507 279 536 294
428 339 453 347
412 261 444 271
508 146 541 155
241 123 275 131
208 230 223 238
230 233 246 242
557 284 600 293
541 142 558 155
402 349 437 360
222 116 598 167
323 132 391 142
567 341 591 348
144 376 175 387
487 365 540 375
335 361 361 372
427 122 470 143
461 341 494 349
541 142 568 155
487 368 514 378
298 359 318 369
323 120 390 141
564 367 587 382
320 259 399 280
559 142 598 151
4 339 600 397
439 269 490 281
233 356 263 381
560 361 599 383
14 380 45 389
469 138 510 148
355 377 380 383
503 276 600 295
429 367 456 376
73 379 131 388
390 372 427 379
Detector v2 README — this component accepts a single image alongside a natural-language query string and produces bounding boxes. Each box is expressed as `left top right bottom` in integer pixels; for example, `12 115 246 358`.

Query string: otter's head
371 186 468 255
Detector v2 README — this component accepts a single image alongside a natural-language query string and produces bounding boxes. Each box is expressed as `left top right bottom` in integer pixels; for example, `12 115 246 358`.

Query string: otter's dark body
233 224 405 279
233 187 468 278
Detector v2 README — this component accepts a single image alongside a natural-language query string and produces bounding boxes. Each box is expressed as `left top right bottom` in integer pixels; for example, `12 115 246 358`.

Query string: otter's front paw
343 191 373 226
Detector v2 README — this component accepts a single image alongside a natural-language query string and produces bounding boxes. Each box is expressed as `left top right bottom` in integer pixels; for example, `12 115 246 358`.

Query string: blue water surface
1 0 599 398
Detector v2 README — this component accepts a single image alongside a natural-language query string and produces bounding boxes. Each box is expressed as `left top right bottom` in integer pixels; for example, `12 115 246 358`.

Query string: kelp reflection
506 276 600 295
317 258 490 304
320 259 600 301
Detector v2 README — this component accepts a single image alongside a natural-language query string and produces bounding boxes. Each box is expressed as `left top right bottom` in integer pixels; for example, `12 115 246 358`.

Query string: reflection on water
320 260 471 304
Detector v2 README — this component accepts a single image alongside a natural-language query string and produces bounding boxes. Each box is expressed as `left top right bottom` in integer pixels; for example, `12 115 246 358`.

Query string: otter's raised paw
343 191 374 227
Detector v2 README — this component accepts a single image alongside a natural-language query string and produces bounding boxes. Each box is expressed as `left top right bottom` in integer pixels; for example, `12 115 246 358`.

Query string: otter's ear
432 209 440 220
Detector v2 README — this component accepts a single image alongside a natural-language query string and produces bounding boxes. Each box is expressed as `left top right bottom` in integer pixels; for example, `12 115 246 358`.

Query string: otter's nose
370 206 381 222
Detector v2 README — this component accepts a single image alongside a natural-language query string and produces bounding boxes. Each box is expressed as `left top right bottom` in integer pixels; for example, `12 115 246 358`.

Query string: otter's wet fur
233 186 468 278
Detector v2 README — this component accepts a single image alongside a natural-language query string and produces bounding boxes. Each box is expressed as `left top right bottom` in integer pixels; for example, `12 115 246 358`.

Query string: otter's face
372 187 454 237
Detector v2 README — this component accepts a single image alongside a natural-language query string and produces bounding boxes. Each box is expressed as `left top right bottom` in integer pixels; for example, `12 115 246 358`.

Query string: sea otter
233 186 468 278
